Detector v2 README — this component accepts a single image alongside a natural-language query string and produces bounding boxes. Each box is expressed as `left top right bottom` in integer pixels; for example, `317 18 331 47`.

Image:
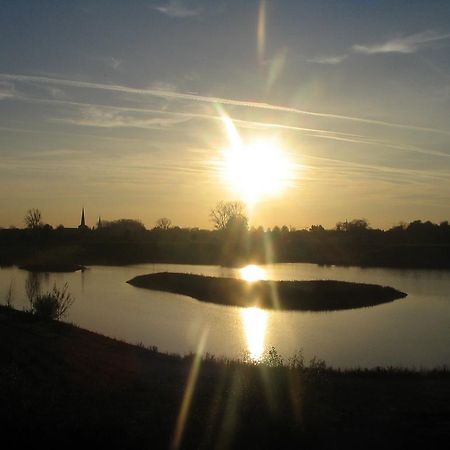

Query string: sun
220 117 293 206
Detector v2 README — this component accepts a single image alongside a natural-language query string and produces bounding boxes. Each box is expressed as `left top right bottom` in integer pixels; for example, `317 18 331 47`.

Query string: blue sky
1 0 449 228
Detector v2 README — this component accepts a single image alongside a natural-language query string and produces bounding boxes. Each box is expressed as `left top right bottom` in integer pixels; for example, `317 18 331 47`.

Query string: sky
1 0 450 229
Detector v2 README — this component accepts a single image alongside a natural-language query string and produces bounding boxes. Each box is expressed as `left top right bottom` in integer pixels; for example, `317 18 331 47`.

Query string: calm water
1 263 449 369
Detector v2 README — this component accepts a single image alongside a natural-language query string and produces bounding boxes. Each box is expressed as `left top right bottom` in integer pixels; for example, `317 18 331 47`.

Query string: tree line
14 204 450 236
0 202 449 269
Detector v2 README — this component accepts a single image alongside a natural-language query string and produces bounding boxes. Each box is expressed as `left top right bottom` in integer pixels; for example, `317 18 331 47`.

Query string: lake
1 263 449 369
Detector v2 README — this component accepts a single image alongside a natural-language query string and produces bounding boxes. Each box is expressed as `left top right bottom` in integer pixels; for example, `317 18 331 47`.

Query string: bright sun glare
240 266 268 359
221 116 293 206
242 307 268 361
240 264 267 282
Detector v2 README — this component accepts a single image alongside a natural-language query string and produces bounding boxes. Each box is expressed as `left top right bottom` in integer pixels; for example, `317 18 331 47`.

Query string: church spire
78 207 88 231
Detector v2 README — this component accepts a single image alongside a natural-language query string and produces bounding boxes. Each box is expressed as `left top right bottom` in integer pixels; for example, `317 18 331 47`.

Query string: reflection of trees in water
80 268 85 293
4 279 14 308
25 272 45 305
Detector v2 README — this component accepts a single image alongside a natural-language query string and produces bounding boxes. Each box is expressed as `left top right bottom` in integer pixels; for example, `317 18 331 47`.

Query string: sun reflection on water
240 264 267 282
241 307 268 361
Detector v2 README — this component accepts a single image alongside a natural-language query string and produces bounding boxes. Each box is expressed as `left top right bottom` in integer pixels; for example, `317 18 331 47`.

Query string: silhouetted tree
101 219 146 236
24 208 43 229
407 220 437 233
225 214 249 233
155 217 172 230
209 201 247 230
336 219 369 232
219 211 249 265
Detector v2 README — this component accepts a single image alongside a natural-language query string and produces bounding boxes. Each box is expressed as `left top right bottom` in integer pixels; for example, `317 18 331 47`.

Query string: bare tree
155 217 172 230
24 208 43 229
209 201 247 230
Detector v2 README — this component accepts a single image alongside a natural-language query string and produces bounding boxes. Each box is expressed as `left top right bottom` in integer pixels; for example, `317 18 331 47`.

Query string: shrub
261 346 284 367
287 349 305 370
308 356 328 375
30 283 74 320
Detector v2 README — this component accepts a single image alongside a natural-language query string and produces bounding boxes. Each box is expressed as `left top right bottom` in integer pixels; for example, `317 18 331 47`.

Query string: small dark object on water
127 272 407 311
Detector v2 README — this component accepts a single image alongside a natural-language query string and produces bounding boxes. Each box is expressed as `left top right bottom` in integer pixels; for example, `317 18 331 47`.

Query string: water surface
1 263 449 368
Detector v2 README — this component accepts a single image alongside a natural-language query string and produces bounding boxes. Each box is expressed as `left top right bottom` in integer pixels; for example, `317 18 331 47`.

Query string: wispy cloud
353 30 450 54
308 54 348 64
152 0 203 18
0 81 15 99
106 57 122 70
111 58 122 70
309 30 450 65
0 125 150 144
10 92 450 161
53 106 190 129
2 72 448 136
46 86 68 99
304 155 450 184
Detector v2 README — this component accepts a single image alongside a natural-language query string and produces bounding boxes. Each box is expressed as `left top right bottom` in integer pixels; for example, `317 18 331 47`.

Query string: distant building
78 208 89 231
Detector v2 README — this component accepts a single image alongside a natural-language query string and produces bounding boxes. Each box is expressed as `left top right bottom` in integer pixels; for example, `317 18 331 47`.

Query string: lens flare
257 0 266 63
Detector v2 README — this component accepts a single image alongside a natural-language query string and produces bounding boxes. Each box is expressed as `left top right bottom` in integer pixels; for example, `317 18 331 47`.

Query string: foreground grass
127 272 407 311
0 306 448 449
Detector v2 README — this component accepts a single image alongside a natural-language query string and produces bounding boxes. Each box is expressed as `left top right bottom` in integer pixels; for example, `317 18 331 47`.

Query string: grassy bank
0 306 448 449
127 272 407 311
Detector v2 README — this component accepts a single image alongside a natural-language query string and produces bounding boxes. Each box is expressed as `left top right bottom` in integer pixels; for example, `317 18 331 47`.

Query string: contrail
1 72 449 136
7 93 450 159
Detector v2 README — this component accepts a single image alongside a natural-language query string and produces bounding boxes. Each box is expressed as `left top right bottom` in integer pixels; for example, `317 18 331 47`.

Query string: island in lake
127 272 407 311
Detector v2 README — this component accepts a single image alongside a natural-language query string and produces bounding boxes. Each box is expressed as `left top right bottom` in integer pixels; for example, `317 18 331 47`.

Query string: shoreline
19 263 87 272
0 305 446 372
0 305 449 449
2 255 450 271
